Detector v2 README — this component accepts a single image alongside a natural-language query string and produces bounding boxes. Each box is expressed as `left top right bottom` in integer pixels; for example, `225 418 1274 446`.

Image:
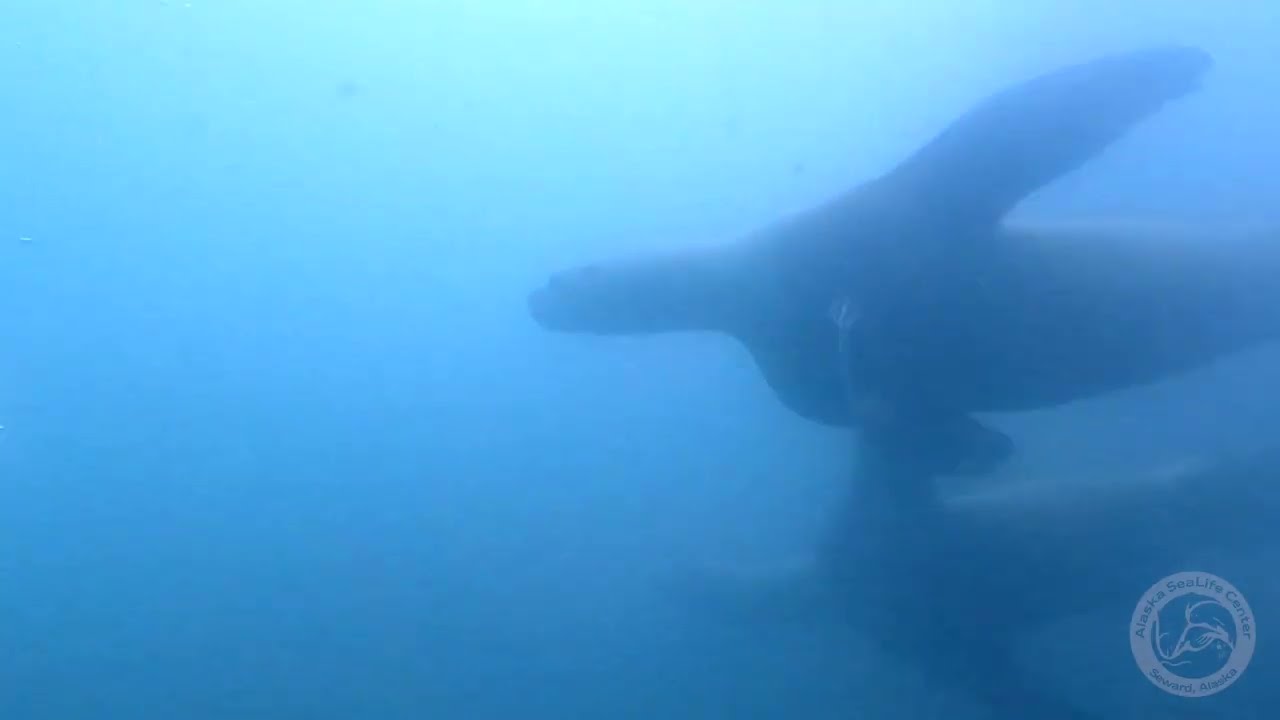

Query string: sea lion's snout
527 283 560 329
528 268 588 331
529 263 634 334
528 255 710 336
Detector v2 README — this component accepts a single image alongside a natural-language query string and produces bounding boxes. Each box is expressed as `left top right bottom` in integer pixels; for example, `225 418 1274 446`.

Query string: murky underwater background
2 1 1280 718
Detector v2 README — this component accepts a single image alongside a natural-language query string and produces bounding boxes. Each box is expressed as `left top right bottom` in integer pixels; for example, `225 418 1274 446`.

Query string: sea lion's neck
610 241 765 337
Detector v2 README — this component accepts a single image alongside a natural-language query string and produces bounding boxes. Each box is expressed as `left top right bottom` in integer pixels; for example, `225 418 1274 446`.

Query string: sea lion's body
528 46 1237 476
744 218 1280 426
678 448 1280 717
528 45 1275 716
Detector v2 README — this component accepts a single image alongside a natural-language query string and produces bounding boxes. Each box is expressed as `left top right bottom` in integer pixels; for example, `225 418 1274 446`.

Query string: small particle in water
18 236 33 244
336 80 364 99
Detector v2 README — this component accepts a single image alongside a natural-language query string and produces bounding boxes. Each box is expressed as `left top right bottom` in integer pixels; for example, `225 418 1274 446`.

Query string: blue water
2 2 1278 718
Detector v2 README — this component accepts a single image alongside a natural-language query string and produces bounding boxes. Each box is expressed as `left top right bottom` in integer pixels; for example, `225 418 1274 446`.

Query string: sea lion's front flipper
880 46 1212 226
950 642 1109 720
858 412 1014 498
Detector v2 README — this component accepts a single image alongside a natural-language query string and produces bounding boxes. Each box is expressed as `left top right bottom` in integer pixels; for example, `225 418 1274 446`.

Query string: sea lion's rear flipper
879 46 1212 226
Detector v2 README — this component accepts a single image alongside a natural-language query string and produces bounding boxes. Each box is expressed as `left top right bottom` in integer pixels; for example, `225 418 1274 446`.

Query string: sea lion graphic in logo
1130 571 1256 697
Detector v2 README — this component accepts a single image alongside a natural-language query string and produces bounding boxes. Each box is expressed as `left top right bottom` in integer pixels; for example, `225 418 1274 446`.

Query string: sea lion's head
528 248 745 336
527 262 640 334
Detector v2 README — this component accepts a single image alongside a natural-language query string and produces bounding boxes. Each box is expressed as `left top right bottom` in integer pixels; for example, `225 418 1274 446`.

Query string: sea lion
673 447 1280 717
528 46 1230 478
